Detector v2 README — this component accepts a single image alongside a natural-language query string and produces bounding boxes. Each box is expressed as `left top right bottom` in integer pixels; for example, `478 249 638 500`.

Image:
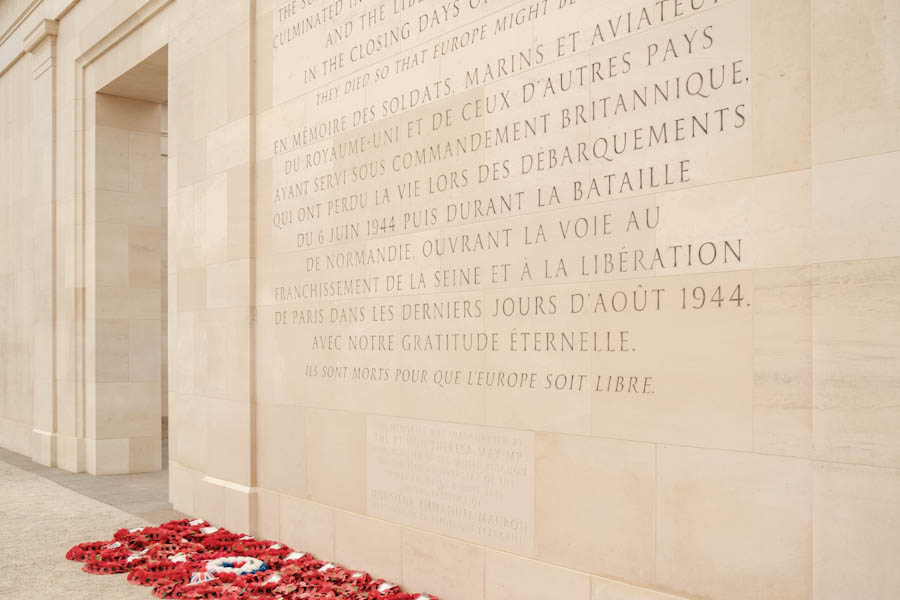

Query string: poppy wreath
68 518 438 600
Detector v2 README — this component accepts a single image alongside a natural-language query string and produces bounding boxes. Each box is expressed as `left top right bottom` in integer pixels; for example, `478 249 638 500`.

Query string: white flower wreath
205 556 267 576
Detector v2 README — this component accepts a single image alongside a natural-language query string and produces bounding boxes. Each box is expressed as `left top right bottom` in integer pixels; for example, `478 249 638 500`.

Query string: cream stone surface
751 267 812 457
535 434 655 582
306 408 366 513
0 51 37 460
255 402 307 499
88 92 164 475
812 152 900 264
813 462 900 600
401 529 486 600
750 0 810 176
486 551 590 600
252 486 281 541
591 578 689 600
811 0 900 164
812 258 900 468
334 510 403 583
280 495 336 562
1 0 899 599
657 446 811 600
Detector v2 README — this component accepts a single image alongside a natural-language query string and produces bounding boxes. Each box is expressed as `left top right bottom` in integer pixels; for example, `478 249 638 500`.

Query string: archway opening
90 45 168 477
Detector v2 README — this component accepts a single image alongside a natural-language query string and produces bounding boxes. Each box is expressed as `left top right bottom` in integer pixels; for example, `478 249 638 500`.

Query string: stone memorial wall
248 1 899 598
0 0 897 599
261 0 754 439
258 0 760 565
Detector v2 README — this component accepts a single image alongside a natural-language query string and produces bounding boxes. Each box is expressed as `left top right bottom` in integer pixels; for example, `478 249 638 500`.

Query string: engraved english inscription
367 417 535 553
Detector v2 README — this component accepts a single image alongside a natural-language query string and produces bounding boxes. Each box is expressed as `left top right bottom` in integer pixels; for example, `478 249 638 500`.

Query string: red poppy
68 519 439 600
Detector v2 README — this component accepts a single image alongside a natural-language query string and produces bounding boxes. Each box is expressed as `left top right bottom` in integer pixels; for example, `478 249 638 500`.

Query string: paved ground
0 449 185 599
0 447 181 524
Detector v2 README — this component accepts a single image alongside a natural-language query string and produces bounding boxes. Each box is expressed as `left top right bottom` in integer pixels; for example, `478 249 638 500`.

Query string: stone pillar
24 19 58 468
168 1 256 532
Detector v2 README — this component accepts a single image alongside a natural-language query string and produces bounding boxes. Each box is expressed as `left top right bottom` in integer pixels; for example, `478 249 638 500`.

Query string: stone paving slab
0 460 169 599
